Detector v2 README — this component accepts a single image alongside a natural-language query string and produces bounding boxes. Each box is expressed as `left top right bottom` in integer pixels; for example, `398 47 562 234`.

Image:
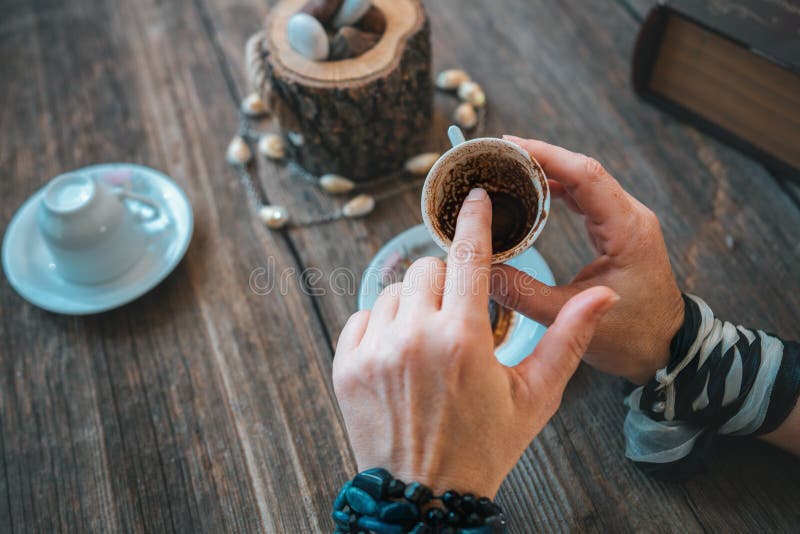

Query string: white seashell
241 92 268 117
258 133 285 159
320 174 356 194
287 13 329 61
343 194 375 218
226 136 252 165
457 81 486 107
258 205 289 229
436 69 470 91
454 102 478 130
287 131 305 146
332 0 372 28
404 152 441 175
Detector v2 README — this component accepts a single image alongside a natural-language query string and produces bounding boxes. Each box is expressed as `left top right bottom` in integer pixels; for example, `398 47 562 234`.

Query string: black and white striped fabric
623 294 800 479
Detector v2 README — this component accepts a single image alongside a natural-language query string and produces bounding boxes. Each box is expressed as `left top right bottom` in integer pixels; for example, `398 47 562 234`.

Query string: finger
515 286 619 394
548 180 582 214
335 310 371 353
398 256 447 316
365 282 402 332
443 188 493 314
503 136 633 227
490 264 574 325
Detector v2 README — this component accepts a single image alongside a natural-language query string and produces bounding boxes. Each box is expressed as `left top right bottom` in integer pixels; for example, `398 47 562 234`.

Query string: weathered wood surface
1 0 798 533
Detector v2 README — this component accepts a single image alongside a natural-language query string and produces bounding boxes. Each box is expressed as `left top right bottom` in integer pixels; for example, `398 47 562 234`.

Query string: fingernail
503 134 522 141
597 292 620 314
466 187 487 201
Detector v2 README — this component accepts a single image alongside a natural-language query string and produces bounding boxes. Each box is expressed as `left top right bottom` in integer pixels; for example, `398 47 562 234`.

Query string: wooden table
2 0 799 532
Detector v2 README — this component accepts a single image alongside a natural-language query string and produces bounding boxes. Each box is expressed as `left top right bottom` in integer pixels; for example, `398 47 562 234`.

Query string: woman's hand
333 188 617 498
490 136 685 385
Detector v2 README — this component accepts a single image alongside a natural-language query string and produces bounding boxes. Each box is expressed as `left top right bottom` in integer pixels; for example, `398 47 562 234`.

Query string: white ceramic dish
2 163 193 315
358 224 555 366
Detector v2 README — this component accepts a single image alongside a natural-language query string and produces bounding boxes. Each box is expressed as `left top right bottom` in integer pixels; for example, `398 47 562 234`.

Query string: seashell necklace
227 69 488 230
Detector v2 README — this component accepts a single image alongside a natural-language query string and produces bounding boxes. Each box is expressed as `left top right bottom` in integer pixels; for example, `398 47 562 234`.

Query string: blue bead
334 481 352 511
403 482 433 504
353 468 392 499
446 510 462 525
485 514 508 532
387 478 405 498
409 524 433 534
378 501 419 522
442 490 461 509
346 486 378 515
458 526 493 534
331 510 349 527
357 516 404 534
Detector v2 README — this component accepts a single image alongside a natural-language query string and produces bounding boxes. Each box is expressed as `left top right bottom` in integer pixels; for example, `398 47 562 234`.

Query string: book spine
630 5 800 182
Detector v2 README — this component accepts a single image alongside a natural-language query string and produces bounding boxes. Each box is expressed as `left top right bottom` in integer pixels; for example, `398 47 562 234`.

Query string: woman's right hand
490 136 686 385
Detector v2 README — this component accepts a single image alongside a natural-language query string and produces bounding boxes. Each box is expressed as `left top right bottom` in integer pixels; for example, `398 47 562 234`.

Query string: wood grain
0 0 352 531
1 0 799 532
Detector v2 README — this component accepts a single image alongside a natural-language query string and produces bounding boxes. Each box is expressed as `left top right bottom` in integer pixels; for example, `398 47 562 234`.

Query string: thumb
515 286 618 395
490 264 575 326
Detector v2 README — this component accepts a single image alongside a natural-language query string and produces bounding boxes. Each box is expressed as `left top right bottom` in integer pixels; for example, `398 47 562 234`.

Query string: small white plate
358 224 555 366
2 163 193 315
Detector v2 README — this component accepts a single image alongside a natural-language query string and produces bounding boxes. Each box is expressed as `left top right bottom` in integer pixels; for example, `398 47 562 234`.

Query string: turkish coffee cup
37 171 162 284
421 126 550 264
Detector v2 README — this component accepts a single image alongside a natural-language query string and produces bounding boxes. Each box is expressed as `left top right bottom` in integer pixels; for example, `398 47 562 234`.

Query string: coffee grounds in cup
434 153 538 254
489 299 515 347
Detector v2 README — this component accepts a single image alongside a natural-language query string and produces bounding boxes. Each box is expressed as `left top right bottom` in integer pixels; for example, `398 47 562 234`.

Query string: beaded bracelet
332 468 508 533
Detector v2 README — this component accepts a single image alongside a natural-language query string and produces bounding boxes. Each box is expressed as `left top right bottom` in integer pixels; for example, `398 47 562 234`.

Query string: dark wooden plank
202 0 800 532
2 0 799 532
619 0 655 19
0 0 353 532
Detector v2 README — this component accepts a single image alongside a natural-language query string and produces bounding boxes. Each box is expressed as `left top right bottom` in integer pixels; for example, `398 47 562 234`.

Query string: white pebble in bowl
287 13 330 61
332 0 373 28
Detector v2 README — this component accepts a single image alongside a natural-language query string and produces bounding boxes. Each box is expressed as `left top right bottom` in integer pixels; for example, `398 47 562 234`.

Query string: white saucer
358 224 556 366
2 163 193 315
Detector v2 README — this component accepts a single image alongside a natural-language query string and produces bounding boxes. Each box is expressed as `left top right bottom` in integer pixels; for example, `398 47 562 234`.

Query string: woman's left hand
333 188 618 498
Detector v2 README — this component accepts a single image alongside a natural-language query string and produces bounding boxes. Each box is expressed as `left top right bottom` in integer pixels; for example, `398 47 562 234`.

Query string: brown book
632 0 800 181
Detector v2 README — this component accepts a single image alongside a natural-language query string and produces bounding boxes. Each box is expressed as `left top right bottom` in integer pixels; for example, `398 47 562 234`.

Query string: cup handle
115 189 160 221
448 125 466 148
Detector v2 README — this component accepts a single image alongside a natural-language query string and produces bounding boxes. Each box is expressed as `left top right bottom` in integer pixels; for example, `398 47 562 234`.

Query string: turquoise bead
378 501 419 522
357 516 404 534
353 468 391 499
331 510 349 527
459 526 493 533
333 481 351 511
403 482 433 504
346 486 378 515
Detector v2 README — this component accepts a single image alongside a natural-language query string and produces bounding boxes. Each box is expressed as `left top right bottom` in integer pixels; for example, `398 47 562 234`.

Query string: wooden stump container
256 0 432 181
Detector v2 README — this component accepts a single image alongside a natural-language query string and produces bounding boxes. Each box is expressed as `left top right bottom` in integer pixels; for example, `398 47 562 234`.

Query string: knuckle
411 256 446 271
458 201 488 220
640 206 660 227
634 207 662 245
583 156 608 183
378 281 403 299
451 238 491 264
406 256 446 285
565 332 590 363
393 328 421 355
544 391 564 417
445 338 468 362
504 285 521 311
